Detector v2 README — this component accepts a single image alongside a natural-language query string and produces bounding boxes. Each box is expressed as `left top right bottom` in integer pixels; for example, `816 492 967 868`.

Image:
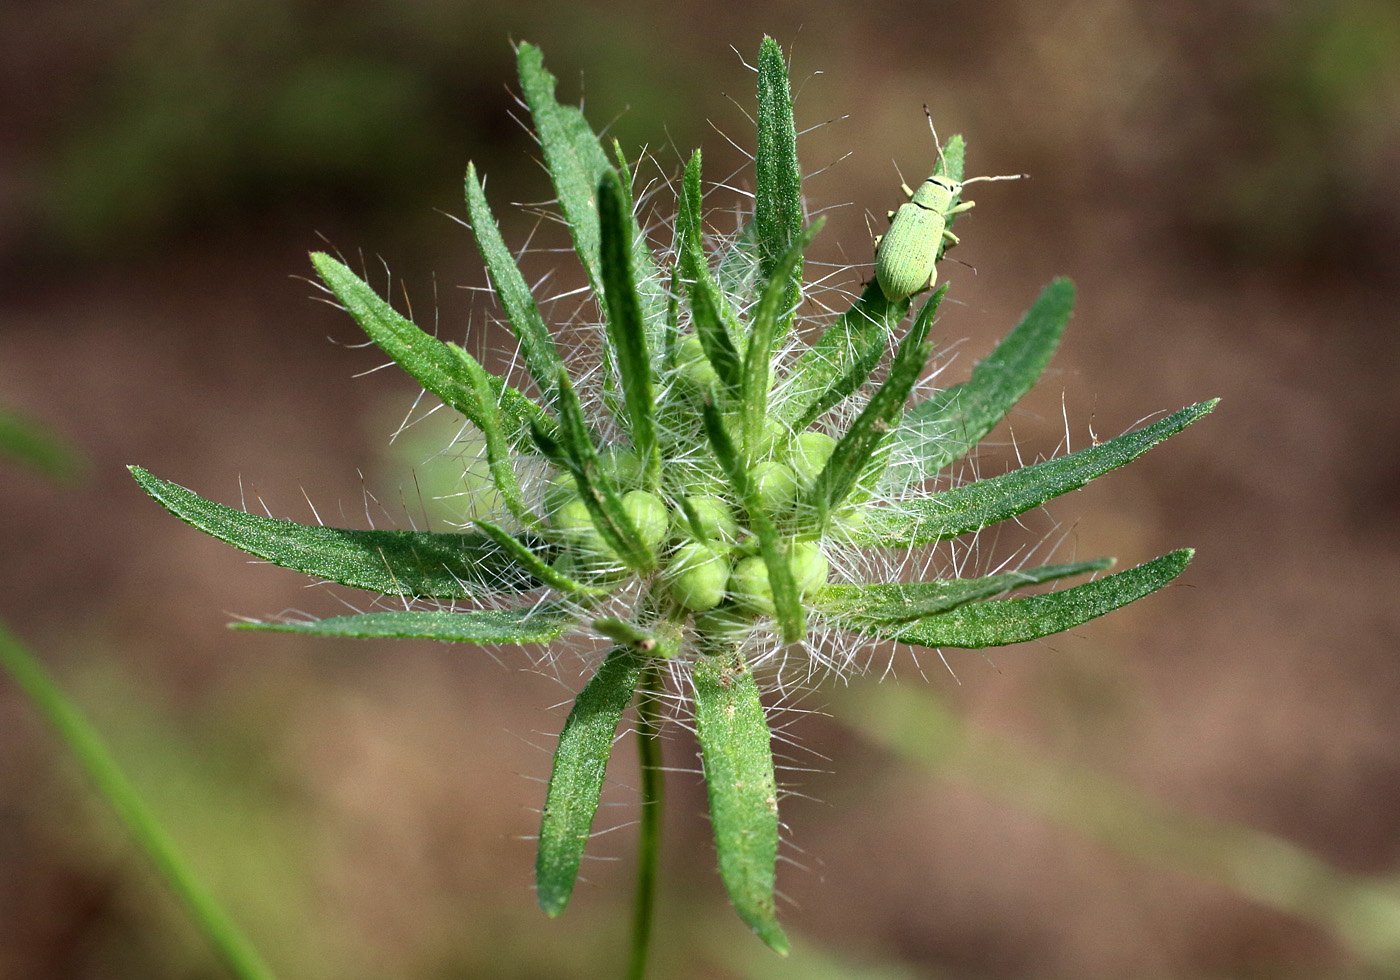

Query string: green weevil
874 110 1024 302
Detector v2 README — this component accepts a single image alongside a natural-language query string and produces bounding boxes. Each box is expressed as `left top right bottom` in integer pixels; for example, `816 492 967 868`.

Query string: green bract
130 36 1215 967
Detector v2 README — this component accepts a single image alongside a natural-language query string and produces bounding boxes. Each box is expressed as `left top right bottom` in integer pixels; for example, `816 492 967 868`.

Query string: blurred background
2 0 1399 977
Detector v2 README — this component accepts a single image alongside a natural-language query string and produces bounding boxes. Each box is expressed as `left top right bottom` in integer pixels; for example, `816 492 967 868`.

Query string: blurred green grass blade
772 281 911 430
515 43 666 340
0 410 83 483
742 219 823 456
803 311 935 528
813 558 1112 625
702 400 805 643
679 151 743 396
473 519 610 596
847 549 1192 649
885 278 1073 489
464 162 564 406
845 682 1400 971
598 169 660 488
310 253 549 442
235 606 576 643
535 371 652 570
537 647 643 916
0 619 279 980
129 466 539 599
693 649 789 955
861 401 1219 546
754 35 802 339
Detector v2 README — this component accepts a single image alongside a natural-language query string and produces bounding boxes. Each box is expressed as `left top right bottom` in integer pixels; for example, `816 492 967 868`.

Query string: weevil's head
911 174 960 211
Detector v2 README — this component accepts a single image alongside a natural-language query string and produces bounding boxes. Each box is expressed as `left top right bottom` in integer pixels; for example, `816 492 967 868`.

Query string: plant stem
627 663 665 980
0 619 279 980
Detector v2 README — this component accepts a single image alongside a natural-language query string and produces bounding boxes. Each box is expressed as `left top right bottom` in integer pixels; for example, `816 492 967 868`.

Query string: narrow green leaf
754 36 802 338
678 151 743 396
463 162 564 406
813 558 1112 625
235 606 576 643
130 466 537 599
0 621 280 980
859 401 1219 547
311 253 549 443
692 649 788 955
473 519 609 596
884 278 1074 488
533 371 652 571
458 350 540 529
742 219 824 456
515 43 665 340
537 647 643 916
597 169 659 488
850 549 1192 649
771 280 911 429
802 310 936 528
701 401 805 643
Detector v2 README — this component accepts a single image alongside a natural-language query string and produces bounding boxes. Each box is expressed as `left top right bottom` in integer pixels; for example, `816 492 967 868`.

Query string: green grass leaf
884 278 1074 488
702 401 805 643
130 466 538 599
597 169 660 488
813 558 1112 625
463 162 564 407
235 606 576 643
861 400 1219 547
692 649 788 955
754 36 802 340
537 647 643 916
0 410 83 483
0 620 279 980
847 549 1192 649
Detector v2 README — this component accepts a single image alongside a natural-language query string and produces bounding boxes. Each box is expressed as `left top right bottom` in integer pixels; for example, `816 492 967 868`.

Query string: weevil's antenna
922 104 949 176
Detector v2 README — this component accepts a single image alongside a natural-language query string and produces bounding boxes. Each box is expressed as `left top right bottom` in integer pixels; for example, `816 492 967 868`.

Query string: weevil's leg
942 228 961 246
901 182 915 199
873 234 883 250
947 200 975 217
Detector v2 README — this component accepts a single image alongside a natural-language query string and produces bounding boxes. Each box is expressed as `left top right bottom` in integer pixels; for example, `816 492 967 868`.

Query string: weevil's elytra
874 112 1024 303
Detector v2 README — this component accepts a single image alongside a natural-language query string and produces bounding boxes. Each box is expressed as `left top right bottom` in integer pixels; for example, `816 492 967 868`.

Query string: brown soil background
3 1 1399 978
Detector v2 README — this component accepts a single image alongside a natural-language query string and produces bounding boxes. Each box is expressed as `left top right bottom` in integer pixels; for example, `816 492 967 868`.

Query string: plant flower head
131 37 1215 955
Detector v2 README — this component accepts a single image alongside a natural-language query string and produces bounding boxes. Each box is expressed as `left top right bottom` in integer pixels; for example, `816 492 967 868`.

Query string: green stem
0 619 279 980
627 664 665 980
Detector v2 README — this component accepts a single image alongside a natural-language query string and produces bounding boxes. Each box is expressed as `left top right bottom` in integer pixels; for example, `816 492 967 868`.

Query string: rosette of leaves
131 38 1215 960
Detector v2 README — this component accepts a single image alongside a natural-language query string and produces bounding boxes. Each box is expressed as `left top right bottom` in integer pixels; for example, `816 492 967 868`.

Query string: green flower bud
676 333 718 389
622 490 669 550
791 431 837 484
551 497 614 559
752 461 798 514
666 541 728 611
601 448 642 488
679 494 737 544
790 540 829 595
728 555 775 615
